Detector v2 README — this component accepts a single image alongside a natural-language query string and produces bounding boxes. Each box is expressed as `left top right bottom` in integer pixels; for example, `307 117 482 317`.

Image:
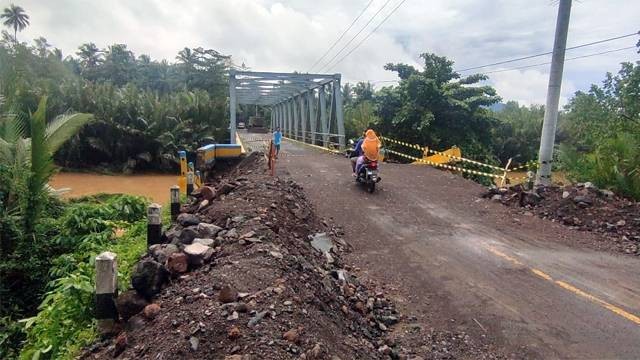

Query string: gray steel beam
334 77 345 149
292 95 299 140
319 85 328 147
300 93 307 143
308 89 316 145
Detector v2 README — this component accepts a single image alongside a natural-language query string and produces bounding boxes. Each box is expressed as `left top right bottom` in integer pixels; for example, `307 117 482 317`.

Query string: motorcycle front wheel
367 181 375 193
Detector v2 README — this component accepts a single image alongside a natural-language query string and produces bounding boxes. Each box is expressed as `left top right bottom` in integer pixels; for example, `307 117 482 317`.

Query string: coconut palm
76 42 102 68
1 4 29 43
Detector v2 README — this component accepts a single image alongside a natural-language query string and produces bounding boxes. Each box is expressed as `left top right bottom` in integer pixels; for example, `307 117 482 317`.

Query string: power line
326 0 408 72
482 46 636 75
458 31 639 72
308 0 375 73
317 0 395 73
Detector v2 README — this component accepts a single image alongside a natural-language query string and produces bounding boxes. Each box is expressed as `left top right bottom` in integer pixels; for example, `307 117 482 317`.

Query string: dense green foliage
1 30 232 172
559 60 640 199
0 194 147 359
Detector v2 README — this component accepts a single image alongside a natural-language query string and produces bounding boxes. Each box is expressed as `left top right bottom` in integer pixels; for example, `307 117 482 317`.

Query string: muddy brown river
50 172 177 204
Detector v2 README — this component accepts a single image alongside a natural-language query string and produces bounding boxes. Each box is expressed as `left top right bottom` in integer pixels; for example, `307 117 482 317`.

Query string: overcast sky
3 0 638 105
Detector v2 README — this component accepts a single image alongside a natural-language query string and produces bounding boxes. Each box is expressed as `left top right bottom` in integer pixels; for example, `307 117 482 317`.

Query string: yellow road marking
486 246 523 266
554 280 640 325
486 246 640 326
531 268 553 281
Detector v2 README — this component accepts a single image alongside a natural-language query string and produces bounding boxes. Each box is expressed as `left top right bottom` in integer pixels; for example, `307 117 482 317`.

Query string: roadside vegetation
0 2 638 358
341 47 640 198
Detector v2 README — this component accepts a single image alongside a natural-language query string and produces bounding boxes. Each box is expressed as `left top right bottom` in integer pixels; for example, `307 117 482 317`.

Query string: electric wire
308 0 375 72
316 0 395 73
482 46 636 75
457 31 639 72
325 0 408 72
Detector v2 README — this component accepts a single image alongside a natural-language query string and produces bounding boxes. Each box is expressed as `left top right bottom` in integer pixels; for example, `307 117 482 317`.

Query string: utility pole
536 0 572 185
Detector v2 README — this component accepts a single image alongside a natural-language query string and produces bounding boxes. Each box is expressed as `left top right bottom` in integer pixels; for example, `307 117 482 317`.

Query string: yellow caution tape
386 149 504 179
380 136 506 172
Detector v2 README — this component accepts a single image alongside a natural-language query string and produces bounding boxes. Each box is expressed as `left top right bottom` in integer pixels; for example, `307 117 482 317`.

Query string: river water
50 172 178 204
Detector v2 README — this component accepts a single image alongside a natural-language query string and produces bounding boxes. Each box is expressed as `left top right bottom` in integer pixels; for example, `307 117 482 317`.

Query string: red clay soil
82 153 507 360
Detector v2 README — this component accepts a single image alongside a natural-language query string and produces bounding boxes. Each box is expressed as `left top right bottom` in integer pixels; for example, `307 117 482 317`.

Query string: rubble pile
485 182 640 255
85 152 442 359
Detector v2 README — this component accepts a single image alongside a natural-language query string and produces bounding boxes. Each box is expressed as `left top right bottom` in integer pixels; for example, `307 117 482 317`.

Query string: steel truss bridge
229 70 345 149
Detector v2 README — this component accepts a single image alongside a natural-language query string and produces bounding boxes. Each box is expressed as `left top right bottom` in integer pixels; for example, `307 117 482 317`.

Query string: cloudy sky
3 0 638 105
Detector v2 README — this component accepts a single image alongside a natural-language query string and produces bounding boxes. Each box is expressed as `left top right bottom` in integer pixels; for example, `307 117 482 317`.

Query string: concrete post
95 251 118 334
187 162 195 196
319 85 329 147
170 185 180 222
536 0 572 185
229 71 237 144
334 77 346 149
147 203 162 247
308 89 316 145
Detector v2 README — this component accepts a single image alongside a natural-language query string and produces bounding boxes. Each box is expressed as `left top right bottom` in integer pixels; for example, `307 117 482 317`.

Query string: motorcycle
356 158 380 193
347 139 381 193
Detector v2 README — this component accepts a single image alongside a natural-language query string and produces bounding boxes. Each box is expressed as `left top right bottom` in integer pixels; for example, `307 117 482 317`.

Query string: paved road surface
239 132 640 359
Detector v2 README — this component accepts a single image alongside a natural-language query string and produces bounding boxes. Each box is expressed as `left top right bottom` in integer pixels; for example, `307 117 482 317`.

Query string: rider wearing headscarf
356 129 381 174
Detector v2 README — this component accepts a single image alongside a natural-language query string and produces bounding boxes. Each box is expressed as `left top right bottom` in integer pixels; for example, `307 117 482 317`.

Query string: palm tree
76 42 102 68
0 97 93 234
1 4 29 43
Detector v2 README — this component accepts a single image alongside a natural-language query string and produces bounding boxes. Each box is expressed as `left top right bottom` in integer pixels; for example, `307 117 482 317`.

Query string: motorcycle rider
355 129 381 176
350 131 366 176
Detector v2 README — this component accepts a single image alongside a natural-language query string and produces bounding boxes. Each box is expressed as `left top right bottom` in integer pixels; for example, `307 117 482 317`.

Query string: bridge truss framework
229 70 345 149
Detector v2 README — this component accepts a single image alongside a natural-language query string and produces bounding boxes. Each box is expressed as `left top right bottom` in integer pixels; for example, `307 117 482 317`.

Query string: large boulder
131 259 169 299
184 243 213 266
177 213 200 227
178 226 199 244
116 290 148 321
197 223 222 238
148 243 179 264
167 252 188 274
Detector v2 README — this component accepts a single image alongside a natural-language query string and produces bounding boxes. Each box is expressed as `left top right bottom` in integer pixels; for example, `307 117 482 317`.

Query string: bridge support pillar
334 76 345 150
319 85 328 147
308 89 316 145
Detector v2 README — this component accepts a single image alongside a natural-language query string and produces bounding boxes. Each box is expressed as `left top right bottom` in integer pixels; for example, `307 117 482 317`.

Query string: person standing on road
273 127 282 158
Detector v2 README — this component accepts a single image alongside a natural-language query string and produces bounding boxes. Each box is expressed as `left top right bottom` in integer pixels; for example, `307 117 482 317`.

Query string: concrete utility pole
536 0 572 185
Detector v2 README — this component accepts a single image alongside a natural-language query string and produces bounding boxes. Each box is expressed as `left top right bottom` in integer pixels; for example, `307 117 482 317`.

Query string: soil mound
485 183 640 255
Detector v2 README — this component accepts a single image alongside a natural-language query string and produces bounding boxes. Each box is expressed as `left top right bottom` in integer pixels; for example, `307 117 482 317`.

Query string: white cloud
1 0 637 105
487 69 576 107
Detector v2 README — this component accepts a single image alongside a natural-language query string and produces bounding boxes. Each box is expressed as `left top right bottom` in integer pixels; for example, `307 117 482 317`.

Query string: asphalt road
239 132 640 359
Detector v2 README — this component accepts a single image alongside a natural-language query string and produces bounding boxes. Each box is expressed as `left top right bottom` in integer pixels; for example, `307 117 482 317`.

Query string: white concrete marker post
95 251 118 334
147 203 162 247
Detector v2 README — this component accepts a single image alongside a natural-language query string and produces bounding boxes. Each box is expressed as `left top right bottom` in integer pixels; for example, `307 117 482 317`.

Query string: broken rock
116 290 148 321
197 222 222 237
177 213 200 227
143 303 161 319
131 259 169 299
219 285 239 303
167 252 188 274
184 242 212 266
